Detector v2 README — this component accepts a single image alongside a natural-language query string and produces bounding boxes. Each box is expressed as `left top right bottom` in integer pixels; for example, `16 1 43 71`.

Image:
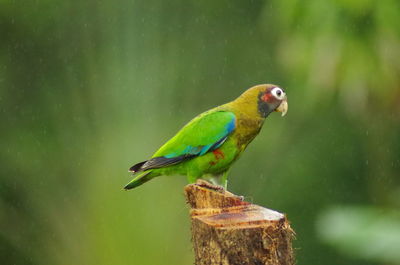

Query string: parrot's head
259 84 288 117
237 84 288 118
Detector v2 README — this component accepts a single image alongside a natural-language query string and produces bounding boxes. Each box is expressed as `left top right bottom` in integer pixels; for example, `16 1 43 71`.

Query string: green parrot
124 84 288 190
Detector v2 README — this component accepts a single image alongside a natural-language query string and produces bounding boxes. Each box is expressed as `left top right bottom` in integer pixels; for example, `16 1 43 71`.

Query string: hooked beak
276 98 288 117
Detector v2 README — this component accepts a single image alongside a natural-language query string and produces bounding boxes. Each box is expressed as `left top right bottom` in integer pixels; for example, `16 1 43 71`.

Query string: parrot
124 84 288 190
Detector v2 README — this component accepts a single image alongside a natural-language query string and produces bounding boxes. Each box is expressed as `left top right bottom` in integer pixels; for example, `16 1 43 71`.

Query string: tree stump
184 180 295 265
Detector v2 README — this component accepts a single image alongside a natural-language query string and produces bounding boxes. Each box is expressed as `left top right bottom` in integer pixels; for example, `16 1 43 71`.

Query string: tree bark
184 180 295 265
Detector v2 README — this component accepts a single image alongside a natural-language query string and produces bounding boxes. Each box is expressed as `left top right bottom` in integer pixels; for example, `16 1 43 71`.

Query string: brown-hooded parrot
124 84 288 190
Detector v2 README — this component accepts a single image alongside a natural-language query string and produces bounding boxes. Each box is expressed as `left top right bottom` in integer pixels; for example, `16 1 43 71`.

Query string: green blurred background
1 0 400 264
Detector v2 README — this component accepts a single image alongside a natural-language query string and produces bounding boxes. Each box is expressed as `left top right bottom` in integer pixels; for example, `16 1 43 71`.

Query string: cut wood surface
185 180 295 265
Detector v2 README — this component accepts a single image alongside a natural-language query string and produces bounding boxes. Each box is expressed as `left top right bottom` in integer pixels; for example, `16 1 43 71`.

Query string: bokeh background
1 0 400 264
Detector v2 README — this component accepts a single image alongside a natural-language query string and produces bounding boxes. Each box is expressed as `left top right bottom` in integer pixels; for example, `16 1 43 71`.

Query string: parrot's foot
195 179 225 192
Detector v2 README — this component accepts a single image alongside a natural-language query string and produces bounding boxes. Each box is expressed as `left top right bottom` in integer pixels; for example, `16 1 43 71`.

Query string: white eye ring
271 87 285 100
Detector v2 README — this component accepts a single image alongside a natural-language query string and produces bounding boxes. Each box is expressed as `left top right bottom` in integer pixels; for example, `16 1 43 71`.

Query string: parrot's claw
236 195 245 201
195 179 225 192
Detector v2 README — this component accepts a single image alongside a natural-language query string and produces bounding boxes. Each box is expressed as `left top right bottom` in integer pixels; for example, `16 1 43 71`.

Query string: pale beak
276 99 288 117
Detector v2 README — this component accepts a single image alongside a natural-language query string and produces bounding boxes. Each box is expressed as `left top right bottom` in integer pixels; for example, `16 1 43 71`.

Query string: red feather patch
213 149 225 160
209 149 225 166
262 92 273 102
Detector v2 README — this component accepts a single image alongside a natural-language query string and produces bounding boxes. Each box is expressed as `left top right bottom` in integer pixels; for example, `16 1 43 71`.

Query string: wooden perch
184 180 295 265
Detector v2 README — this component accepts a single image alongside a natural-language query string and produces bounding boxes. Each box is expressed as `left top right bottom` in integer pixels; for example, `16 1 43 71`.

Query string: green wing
155 110 236 156
129 110 236 173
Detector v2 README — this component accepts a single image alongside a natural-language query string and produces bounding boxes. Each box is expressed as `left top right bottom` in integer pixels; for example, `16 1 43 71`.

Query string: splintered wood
185 181 295 265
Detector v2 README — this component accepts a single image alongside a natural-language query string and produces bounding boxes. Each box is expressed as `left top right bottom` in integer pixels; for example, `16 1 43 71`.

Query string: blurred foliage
317 206 400 264
0 0 399 265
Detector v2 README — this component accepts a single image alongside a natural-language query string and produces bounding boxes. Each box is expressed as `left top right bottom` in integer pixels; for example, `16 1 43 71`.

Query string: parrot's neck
225 95 266 121
220 99 266 148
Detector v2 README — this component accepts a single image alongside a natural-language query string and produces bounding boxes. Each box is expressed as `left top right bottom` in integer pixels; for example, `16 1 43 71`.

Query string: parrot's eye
271 87 285 100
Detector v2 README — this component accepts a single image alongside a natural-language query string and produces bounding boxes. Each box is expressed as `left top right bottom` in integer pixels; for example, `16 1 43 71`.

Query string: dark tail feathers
124 171 153 190
129 161 147 173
